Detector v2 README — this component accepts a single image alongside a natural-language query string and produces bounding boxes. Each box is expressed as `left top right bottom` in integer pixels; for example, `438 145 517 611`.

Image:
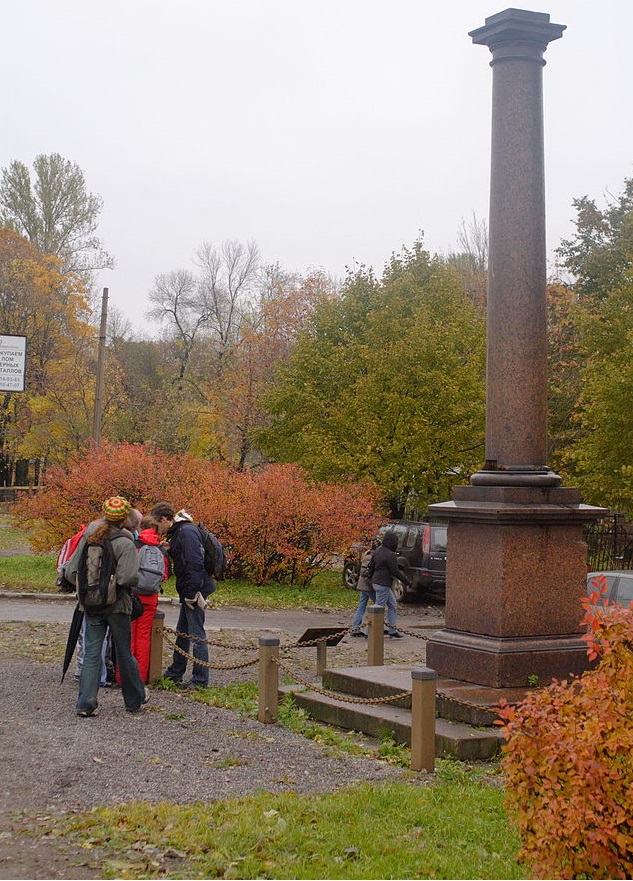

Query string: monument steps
279 663 507 762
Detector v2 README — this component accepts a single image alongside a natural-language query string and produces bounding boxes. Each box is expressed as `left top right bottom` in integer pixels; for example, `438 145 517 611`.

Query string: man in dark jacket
151 503 215 688
371 530 411 638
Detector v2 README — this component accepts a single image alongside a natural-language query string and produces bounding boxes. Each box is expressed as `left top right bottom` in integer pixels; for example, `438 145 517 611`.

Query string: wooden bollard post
410 667 437 773
148 609 165 683
316 641 327 676
367 604 384 666
258 636 280 723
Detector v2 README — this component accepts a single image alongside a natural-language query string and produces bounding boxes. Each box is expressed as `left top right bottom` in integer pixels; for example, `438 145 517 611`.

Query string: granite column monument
426 9 605 688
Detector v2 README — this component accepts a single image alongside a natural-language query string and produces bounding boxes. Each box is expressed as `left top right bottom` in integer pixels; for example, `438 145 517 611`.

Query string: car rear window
431 527 447 552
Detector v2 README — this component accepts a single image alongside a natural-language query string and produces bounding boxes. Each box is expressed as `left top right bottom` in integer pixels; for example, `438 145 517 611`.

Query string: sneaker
389 630 405 639
143 687 150 704
184 681 208 690
76 709 98 717
350 630 366 637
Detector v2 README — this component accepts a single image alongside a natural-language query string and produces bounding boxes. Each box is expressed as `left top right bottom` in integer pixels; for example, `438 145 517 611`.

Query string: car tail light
421 525 430 555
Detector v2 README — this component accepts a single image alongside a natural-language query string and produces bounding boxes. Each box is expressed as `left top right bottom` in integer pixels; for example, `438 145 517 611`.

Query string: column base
426 629 591 688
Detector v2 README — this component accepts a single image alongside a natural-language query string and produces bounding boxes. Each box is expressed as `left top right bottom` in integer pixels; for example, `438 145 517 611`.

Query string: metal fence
584 514 633 572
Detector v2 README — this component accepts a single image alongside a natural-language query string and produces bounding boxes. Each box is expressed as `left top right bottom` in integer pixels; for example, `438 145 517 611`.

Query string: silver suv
343 519 447 602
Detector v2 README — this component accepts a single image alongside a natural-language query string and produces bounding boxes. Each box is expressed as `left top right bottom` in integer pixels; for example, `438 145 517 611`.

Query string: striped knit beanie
102 496 132 522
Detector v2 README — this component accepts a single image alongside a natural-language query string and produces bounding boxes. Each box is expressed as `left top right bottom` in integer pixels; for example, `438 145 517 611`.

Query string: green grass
0 553 60 591
0 555 353 608
0 516 33 553
44 774 522 879
0 515 354 608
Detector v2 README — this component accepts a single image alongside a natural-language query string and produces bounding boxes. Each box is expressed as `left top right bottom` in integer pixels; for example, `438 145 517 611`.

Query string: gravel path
0 612 428 879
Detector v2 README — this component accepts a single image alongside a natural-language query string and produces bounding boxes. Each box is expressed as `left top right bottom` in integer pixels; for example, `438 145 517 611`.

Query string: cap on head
103 496 132 522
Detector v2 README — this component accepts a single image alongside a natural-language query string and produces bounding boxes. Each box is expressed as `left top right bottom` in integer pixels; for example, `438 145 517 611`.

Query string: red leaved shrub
12 443 384 585
497 582 633 879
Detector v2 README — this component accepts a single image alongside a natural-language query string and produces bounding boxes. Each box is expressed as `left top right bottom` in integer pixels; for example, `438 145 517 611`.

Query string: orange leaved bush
12 442 385 585
496 580 633 879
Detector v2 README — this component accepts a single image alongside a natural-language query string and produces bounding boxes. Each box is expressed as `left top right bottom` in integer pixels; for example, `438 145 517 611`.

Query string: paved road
0 591 445 638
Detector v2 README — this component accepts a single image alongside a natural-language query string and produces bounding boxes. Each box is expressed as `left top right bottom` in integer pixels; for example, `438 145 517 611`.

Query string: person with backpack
150 503 216 688
115 515 169 685
350 538 378 637
64 496 148 716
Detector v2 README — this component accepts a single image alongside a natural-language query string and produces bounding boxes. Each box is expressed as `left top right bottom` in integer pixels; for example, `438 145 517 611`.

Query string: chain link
436 690 500 715
397 627 429 640
162 628 258 671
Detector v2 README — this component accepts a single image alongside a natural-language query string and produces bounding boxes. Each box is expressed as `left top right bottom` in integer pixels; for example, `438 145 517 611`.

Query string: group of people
61 495 405 716
62 497 216 717
350 531 410 638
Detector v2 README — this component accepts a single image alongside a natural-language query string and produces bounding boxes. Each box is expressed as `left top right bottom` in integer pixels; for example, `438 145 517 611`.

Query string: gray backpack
136 543 165 595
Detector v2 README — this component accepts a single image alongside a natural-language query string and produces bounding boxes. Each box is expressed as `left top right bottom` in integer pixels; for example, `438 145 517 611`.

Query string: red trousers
116 594 159 685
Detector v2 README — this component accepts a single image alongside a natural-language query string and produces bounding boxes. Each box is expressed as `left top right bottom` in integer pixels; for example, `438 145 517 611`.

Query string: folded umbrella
61 603 84 683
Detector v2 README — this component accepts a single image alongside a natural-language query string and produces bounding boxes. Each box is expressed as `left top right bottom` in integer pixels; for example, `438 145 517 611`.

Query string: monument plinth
426 9 605 689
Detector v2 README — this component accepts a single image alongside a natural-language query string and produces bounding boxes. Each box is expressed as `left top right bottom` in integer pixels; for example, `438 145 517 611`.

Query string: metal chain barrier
166 626 257 652
282 627 352 650
273 656 411 705
167 625 356 651
397 627 429 640
436 689 501 714
163 627 259 671
164 625 493 715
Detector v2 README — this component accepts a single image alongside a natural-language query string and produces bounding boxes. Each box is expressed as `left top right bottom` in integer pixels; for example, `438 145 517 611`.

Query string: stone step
322 665 525 727
279 684 504 762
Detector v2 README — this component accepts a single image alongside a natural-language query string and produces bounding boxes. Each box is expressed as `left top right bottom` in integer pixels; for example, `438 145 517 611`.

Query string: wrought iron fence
584 514 633 572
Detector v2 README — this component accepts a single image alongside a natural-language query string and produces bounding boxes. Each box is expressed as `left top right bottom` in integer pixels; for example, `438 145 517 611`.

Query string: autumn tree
546 282 587 472
13 441 384 585
195 239 261 356
557 176 633 302
202 269 337 468
0 228 95 482
442 213 488 311
560 280 633 515
551 177 633 512
258 239 486 515
0 153 113 276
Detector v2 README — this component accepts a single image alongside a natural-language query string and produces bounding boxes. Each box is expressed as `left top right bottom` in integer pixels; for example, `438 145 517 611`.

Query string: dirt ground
0 602 442 880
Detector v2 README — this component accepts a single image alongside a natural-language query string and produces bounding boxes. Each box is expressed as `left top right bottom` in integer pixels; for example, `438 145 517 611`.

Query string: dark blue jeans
76 611 145 714
164 602 209 686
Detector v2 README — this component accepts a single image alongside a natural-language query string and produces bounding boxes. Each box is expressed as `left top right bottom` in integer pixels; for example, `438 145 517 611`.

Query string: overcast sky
2 1 631 334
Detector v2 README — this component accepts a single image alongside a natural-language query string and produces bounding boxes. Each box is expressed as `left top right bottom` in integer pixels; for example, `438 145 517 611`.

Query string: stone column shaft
470 9 565 484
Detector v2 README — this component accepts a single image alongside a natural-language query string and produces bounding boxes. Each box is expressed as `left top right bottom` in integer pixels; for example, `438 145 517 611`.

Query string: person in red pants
116 516 169 684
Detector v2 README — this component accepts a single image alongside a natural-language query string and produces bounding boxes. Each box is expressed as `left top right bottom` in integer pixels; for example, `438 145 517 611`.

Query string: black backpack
76 529 122 614
197 523 226 579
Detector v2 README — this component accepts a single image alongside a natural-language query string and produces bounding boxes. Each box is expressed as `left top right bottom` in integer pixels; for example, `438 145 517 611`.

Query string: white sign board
0 334 27 392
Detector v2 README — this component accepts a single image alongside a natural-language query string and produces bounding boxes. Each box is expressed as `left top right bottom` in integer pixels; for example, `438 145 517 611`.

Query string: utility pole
91 287 108 445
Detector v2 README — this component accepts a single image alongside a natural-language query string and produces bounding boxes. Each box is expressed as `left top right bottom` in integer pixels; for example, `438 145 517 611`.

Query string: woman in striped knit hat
65 496 148 717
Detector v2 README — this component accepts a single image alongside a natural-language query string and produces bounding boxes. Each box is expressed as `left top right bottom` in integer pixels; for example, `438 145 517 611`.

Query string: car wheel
392 573 415 603
343 561 359 590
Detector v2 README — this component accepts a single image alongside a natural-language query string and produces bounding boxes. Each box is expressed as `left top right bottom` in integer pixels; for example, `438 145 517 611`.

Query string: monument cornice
469 8 566 55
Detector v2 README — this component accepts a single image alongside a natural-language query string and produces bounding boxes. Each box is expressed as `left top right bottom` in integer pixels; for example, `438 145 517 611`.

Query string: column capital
469 8 565 60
